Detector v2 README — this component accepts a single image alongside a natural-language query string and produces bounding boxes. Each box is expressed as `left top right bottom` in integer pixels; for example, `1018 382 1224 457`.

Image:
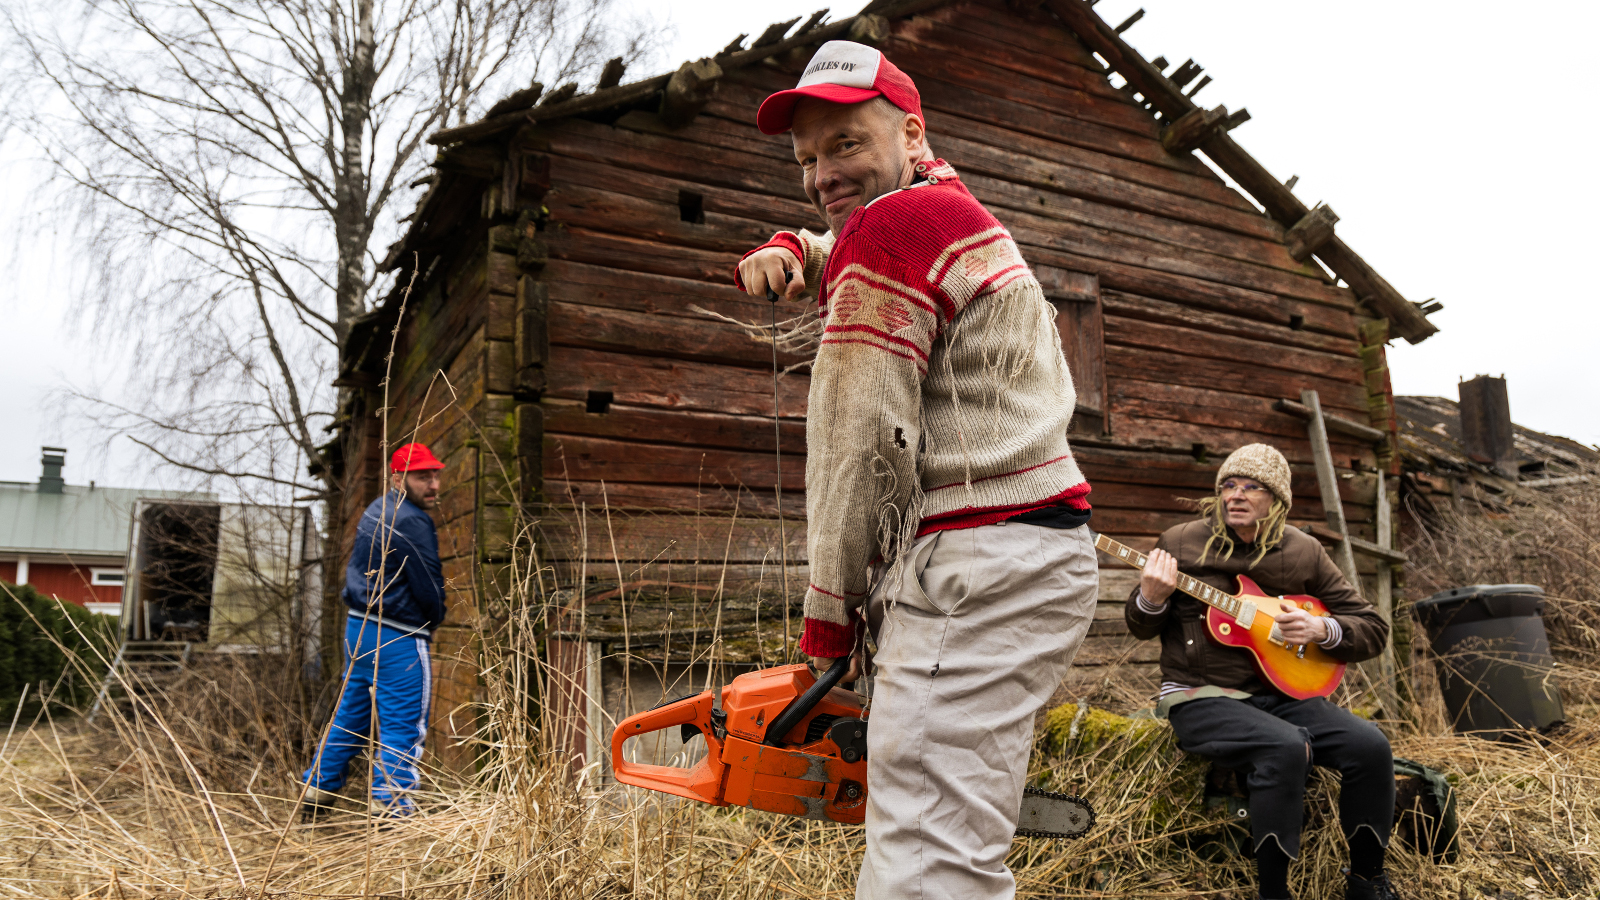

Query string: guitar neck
1093 532 1250 620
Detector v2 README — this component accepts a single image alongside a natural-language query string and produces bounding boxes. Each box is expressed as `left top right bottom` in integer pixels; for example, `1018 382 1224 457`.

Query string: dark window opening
678 189 705 224
1191 443 1209 463
586 390 614 414
1288 314 1305 330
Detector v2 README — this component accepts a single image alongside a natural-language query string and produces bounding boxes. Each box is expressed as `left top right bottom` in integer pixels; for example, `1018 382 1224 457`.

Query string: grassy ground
4 475 1596 898
0 641 1595 899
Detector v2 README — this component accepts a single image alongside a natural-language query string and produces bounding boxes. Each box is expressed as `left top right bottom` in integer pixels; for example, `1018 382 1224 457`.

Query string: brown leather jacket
1124 520 1389 695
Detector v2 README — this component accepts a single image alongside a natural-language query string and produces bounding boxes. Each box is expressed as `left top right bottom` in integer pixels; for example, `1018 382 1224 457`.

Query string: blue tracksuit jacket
342 491 446 637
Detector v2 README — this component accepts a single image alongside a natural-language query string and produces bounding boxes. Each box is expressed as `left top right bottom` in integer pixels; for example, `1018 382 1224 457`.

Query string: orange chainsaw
611 656 1095 838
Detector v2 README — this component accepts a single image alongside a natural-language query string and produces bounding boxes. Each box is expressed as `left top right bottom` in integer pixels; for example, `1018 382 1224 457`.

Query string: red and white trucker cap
756 41 922 135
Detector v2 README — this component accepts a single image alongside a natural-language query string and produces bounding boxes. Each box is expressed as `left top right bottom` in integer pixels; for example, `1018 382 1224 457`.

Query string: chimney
39 447 66 494
1458 375 1515 476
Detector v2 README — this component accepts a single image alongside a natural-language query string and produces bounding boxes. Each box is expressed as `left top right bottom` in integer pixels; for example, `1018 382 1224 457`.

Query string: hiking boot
299 786 342 823
1346 872 1399 900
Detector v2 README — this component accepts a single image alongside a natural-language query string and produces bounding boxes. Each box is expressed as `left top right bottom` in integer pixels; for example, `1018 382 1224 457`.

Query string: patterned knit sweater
737 160 1090 657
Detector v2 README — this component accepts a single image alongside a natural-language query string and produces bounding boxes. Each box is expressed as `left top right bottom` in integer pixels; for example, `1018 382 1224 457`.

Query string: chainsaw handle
611 691 727 804
764 655 851 746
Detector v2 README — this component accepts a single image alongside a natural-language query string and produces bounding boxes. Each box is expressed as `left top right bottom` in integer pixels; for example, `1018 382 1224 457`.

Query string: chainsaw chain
1015 786 1096 840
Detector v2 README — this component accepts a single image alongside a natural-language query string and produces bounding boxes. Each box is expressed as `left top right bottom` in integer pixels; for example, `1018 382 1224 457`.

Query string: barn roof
346 0 1441 383
1396 395 1599 485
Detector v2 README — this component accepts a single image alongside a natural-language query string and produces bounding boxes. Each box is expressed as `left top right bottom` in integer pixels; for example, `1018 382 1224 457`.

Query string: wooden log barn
329 0 1445 769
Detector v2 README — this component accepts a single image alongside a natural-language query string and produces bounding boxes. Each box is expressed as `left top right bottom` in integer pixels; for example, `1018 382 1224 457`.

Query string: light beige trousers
856 522 1098 900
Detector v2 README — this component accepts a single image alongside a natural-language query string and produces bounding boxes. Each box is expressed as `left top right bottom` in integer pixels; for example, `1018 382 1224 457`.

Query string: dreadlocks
1195 494 1290 567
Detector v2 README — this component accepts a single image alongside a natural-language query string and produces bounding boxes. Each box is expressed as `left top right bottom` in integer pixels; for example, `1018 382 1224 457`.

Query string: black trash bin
1413 584 1564 740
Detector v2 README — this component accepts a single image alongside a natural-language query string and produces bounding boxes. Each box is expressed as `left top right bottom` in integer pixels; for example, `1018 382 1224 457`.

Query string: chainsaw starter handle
764 655 850 746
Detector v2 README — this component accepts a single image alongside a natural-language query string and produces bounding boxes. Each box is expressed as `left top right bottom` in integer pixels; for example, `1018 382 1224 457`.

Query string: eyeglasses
1219 481 1269 496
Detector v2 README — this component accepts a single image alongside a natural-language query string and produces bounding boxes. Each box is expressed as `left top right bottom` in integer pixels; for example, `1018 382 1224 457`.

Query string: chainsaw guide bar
1015 786 1096 840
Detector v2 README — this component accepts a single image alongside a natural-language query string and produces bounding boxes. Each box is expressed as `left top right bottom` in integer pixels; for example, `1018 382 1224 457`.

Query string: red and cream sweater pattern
739 160 1089 657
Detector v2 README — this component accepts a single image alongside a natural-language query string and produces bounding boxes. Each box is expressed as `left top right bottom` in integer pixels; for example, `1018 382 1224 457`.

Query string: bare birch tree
2 0 654 501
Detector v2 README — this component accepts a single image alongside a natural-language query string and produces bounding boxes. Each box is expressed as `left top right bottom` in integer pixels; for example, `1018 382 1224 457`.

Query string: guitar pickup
1268 622 1286 646
1234 603 1255 629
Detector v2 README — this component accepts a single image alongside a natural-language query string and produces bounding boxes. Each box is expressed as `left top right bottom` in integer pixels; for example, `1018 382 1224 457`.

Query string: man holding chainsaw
735 41 1099 899
1126 443 1398 900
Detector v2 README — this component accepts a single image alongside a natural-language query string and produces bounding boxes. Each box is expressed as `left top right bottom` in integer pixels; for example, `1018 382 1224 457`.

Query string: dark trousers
1167 694 1394 858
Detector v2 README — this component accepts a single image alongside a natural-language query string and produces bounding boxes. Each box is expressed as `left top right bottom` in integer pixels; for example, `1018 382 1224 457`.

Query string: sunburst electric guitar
1094 533 1346 699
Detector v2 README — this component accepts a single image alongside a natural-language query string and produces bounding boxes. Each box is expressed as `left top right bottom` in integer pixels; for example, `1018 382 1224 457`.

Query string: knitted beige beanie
1215 443 1291 506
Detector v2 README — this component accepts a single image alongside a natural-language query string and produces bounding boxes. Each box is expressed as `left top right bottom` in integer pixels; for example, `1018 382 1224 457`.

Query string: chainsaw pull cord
766 269 795 663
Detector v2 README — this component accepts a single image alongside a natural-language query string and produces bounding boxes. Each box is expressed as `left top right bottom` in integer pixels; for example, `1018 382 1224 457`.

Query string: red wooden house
0 447 208 617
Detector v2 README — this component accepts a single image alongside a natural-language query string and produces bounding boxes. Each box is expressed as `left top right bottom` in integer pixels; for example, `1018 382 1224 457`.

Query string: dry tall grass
3 477 1598 897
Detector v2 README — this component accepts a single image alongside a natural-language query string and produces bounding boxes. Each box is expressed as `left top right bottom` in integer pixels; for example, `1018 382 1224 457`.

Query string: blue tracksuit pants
303 615 432 810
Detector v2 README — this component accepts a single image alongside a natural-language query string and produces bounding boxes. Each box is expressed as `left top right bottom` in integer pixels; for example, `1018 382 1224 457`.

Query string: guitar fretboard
1094 532 1248 619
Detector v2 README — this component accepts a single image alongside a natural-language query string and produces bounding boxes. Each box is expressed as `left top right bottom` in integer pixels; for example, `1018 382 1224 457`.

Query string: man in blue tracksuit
302 442 447 819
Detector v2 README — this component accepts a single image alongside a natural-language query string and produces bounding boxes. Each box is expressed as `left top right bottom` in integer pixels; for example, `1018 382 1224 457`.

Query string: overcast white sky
3 0 1596 487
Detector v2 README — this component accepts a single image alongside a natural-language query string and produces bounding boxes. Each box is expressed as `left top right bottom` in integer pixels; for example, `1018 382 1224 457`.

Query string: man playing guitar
1125 443 1399 900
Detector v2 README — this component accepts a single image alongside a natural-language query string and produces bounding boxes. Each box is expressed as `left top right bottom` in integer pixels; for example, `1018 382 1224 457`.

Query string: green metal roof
0 481 214 557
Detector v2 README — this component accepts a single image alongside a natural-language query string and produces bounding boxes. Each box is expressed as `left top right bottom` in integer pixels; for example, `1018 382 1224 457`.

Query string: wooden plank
548 300 811 370
707 70 1267 227
1097 565 1139 605
712 70 1183 178
541 228 740 285
1103 345 1368 413
962 168 1294 271
953 147 1285 250
1302 523 1406 566
1273 398 1387 444
692 78 1254 217
882 34 1164 138
1000 209 1351 310
541 260 775 323
729 48 1156 144
542 398 805 455
917 0 1114 74
535 511 807 564
1100 412 1369 473
561 123 1284 260
544 182 784 255
1373 472 1398 711
1027 245 1356 339
549 153 816 232
543 433 804 492
901 6 1130 102
546 480 806 518
1300 389 1360 583
1103 315 1362 382
1113 380 1366 446
1101 290 1356 356
545 346 809 419
574 106 1282 260
537 119 808 205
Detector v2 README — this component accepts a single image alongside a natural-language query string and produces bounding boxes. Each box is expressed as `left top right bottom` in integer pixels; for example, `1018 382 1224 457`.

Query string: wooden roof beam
1044 0 1439 344
1273 398 1388 445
